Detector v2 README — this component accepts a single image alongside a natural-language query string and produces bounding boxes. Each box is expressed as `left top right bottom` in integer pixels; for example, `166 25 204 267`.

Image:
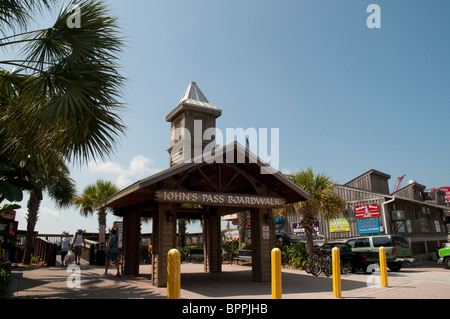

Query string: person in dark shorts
70 229 85 265
105 228 120 276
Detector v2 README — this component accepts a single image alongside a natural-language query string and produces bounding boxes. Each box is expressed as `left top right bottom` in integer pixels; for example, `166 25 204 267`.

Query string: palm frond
74 179 118 216
0 0 57 34
1 0 127 165
277 167 345 220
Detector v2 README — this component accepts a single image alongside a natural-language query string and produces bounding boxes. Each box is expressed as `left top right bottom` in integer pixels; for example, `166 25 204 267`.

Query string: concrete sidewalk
6 260 450 299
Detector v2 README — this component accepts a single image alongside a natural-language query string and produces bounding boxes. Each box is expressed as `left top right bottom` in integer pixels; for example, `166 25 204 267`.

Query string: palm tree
74 179 118 244
177 204 202 246
275 168 346 256
178 219 187 247
0 0 126 203
22 156 76 264
237 211 249 249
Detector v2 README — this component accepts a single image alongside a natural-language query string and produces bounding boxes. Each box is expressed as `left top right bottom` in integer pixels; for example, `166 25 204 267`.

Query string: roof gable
98 142 310 210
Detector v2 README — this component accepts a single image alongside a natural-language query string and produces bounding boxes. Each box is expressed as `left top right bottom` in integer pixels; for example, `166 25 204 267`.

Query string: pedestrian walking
60 232 71 266
105 228 120 276
70 229 86 265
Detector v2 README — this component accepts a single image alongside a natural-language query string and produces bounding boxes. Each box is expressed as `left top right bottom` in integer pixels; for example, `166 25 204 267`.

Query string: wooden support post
251 208 272 282
205 206 222 273
153 202 176 287
123 210 141 275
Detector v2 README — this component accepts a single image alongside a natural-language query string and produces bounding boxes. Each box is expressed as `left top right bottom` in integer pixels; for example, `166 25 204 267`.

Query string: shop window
394 220 406 233
417 216 430 233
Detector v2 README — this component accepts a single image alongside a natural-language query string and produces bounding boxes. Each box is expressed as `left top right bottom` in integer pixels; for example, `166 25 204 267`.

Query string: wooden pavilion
97 82 310 287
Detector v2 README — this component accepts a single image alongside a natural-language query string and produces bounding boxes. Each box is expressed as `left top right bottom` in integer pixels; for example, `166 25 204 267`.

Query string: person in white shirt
70 229 86 265
60 232 71 266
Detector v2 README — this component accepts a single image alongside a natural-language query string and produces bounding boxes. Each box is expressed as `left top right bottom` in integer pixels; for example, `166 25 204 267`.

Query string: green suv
346 235 414 272
437 243 450 269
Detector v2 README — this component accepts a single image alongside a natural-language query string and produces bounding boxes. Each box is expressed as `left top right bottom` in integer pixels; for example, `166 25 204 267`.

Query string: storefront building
279 169 450 262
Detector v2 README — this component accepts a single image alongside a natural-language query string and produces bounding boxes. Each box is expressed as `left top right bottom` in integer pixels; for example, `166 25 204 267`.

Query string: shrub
0 263 12 299
241 241 251 250
222 238 239 261
176 245 190 261
278 243 308 269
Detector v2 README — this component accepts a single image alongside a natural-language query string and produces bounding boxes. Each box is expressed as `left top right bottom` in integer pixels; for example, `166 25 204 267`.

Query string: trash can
89 244 96 265
96 249 106 266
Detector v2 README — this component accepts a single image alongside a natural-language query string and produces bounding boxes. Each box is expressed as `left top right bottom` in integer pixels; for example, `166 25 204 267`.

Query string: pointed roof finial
166 81 222 122
178 81 211 106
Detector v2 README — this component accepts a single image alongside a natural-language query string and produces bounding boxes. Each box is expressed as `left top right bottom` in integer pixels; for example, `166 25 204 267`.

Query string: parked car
319 241 367 273
276 233 303 246
437 243 450 269
346 235 414 272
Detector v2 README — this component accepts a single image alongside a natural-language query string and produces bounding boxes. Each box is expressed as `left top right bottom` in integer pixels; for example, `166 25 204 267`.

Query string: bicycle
310 250 331 277
322 254 332 277
302 252 316 274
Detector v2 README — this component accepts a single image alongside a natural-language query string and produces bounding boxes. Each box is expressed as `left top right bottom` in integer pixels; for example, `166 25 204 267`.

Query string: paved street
6 260 450 299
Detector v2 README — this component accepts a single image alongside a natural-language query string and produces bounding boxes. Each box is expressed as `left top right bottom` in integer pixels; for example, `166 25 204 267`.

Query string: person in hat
70 229 86 265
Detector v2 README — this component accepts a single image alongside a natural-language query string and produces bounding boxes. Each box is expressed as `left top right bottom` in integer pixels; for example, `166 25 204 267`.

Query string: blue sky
5 0 450 234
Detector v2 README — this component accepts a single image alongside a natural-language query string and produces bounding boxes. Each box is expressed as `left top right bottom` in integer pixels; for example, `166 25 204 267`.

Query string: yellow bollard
167 248 181 299
332 247 341 298
271 248 282 299
379 247 388 287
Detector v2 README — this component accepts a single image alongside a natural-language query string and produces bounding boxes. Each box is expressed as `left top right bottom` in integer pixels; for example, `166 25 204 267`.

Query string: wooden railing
84 240 98 264
33 237 57 266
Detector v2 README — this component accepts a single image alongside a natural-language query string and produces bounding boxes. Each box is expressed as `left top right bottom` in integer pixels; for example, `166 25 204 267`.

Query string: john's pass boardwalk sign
155 189 285 208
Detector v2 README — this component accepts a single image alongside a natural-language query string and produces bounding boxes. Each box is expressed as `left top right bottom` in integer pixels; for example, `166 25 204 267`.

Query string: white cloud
128 155 156 175
115 174 133 188
40 207 63 221
86 154 161 189
14 206 63 232
86 159 126 175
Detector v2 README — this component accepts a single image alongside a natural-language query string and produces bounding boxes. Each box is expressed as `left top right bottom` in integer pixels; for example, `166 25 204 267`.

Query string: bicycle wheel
323 256 332 277
310 258 322 277
303 261 311 274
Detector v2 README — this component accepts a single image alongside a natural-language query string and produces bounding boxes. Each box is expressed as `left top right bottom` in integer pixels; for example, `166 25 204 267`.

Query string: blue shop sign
357 219 380 234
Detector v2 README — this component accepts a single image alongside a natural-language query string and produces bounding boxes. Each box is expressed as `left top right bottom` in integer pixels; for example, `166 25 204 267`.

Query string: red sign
354 204 380 219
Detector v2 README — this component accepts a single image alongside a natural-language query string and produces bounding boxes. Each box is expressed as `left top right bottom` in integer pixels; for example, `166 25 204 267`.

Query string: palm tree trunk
303 206 317 260
238 211 248 249
98 207 107 244
23 191 40 265
178 219 186 247
305 225 315 260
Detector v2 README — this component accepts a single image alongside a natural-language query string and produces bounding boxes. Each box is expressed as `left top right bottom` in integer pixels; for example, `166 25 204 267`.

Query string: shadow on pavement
179 265 367 298
8 265 165 299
